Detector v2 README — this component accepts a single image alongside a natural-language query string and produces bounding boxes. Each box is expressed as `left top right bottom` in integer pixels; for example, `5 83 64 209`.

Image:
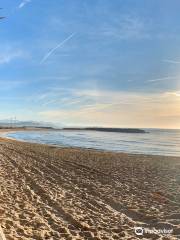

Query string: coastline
0 136 179 239
1 129 180 158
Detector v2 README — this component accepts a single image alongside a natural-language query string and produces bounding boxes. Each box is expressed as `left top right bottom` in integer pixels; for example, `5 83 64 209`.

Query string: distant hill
0 120 57 129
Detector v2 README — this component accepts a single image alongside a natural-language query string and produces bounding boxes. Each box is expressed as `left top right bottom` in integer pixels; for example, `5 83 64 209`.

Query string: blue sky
0 0 180 128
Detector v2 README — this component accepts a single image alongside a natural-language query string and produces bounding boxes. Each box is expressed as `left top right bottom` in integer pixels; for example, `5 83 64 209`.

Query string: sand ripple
0 140 179 239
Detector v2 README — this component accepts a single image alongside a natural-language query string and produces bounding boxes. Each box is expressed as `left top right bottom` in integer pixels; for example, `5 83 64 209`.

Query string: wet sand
0 138 179 239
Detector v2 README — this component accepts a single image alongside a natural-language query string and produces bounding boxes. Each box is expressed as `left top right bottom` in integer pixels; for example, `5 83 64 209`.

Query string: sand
0 138 179 239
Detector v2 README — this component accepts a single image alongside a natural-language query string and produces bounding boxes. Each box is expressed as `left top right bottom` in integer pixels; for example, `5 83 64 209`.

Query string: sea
5 129 180 157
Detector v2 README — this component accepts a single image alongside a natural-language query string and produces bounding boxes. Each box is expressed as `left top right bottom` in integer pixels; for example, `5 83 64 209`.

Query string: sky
0 0 180 128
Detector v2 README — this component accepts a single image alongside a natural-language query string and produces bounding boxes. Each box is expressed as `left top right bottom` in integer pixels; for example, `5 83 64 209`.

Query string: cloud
37 88 180 128
40 33 76 64
0 49 25 64
146 76 178 83
165 91 180 97
33 88 156 109
163 59 180 64
96 15 149 40
18 0 31 9
40 76 71 81
0 80 24 90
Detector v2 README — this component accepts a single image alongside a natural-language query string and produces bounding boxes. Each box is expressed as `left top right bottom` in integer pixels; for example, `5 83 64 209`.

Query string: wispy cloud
163 59 180 64
18 0 31 9
97 15 149 40
165 91 180 97
0 49 25 64
38 89 180 128
40 76 71 81
40 33 76 64
34 87 162 110
146 76 178 83
0 80 25 90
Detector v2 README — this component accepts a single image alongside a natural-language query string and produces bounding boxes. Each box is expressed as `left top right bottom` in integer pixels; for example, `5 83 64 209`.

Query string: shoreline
0 137 179 239
1 130 180 158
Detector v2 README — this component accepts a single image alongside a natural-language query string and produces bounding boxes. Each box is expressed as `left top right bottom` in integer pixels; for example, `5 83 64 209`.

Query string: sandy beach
0 137 179 239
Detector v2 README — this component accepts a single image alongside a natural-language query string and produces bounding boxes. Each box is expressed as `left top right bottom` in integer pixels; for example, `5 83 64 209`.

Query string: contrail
40 33 76 64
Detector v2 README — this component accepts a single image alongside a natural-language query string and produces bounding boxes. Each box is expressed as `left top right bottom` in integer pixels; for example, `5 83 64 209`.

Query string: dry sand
0 137 179 239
